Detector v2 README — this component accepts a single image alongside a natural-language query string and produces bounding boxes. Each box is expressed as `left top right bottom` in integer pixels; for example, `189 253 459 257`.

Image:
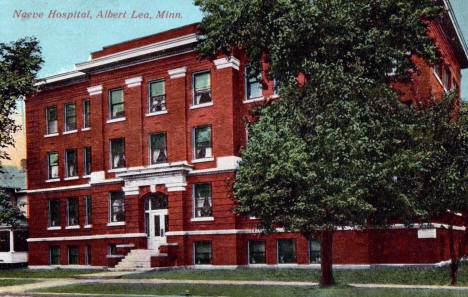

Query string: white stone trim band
87 85 103 96
27 233 147 242
214 57 240 70
125 76 143 88
168 66 187 79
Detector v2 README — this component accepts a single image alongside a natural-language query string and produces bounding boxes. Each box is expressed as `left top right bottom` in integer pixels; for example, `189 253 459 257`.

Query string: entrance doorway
144 192 168 250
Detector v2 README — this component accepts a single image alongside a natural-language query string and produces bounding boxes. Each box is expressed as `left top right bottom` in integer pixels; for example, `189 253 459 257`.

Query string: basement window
248 240 266 264
148 79 165 113
193 241 211 265
277 239 296 264
309 238 321 263
192 71 211 105
67 246 79 265
49 246 60 265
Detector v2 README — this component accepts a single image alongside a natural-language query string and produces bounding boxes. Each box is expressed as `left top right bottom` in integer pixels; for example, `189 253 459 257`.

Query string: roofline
443 0 468 68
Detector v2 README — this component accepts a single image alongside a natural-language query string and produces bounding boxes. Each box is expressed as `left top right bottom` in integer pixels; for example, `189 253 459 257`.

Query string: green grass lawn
123 264 468 286
32 283 468 297
0 278 36 286
0 268 104 279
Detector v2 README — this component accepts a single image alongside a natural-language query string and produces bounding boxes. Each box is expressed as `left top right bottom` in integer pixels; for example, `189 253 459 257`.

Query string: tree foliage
0 191 25 227
0 37 43 166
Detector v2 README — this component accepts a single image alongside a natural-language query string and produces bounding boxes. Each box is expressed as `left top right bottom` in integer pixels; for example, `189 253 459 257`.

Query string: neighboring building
0 97 28 266
26 3 467 268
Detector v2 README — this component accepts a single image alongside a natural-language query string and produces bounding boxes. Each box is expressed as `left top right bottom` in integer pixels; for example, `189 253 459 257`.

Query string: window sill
106 254 124 258
63 130 78 135
248 216 258 220
81 127 91 131
243 97 264 103
270 94 279 99
65 225 80 229
108 168 127 173
45 178 61 183
189 101 213 110
83 224 93 228
107 222 125 226
145 110 168 117
106 117 126 124
191 217 214 222
82 175 91 179
148 162 169 168
44 133 59 138
47 226 61 230
191 157 214 163
64 176 79 181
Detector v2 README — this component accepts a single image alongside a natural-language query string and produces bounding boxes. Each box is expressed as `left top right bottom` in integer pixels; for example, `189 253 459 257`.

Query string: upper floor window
84 195 92 225
63 102 76 131
45 106 57 135
193 182 212 218
193 125 212 159
66 197 79 226
148 80 165 113
110 138 125 169
46 152 59 180
245 65 262 100
443 66 451 91
149 132 167 164
47 198 60 227
192 71 211 105
83 146 91 176
109 191 125 223
65 149 77 177
82 98 90 128
109 88 124 119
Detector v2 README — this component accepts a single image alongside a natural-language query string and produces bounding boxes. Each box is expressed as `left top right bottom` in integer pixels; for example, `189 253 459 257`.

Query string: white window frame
192 182 212 218
192 125 212 160
148 79 166 114
192 70 212 106
108 191 125 223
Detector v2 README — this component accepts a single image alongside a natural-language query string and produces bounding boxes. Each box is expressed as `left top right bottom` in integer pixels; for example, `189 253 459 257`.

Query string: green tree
0 37 43 166
0 190 25 227
194 0 442 285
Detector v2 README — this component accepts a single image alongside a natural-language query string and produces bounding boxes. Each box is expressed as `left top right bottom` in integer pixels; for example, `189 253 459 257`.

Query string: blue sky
0 0 467 99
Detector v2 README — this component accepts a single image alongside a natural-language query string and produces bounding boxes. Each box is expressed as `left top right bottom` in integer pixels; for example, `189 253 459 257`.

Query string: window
47 199 60 227
434 62 443 81
66 197 79 226
46 152 59 179
84 195 91 225
149 132 167 164
108 244 117 255
45 106 57 134
49 246 60 265
109 191 125 223
192 71 211 105
63 102 76 131
82 98 90 128
193 125 212 159
193 241 211 264
83 146 91 176
309 238 320 263
110 138 125 169
245 65 262 100
67 246 79 264
85 245 91 265
248 240 266 264
193 183 212 218
109 88 124 119
65 149 77 177
443 65 451 90
148 80 165 112
273 79 279 96
277 239 296 263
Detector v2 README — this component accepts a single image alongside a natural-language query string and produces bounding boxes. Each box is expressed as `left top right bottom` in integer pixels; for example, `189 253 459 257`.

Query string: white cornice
443 0 468 67
34 70 86 87
75 33 197 72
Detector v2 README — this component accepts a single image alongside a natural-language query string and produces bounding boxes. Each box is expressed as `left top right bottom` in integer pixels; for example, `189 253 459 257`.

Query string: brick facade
26 17 467 268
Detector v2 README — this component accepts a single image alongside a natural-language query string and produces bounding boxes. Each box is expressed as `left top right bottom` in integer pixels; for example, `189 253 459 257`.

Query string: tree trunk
320 229 335 286
448 225 458 285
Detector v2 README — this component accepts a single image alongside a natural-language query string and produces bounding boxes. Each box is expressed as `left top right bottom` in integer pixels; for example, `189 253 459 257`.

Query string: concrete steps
114 249 163 271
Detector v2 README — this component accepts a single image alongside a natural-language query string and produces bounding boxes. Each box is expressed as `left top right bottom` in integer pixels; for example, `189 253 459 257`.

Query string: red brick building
26 3 467 268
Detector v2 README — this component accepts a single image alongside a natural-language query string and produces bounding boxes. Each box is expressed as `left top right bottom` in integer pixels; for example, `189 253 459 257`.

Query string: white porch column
9 230 14 252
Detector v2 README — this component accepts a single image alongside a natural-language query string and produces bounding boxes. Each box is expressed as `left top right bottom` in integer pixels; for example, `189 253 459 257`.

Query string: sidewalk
1 273 468 295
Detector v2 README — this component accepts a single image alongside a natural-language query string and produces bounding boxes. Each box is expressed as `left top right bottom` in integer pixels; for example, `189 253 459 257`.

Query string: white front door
147 209 168 250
